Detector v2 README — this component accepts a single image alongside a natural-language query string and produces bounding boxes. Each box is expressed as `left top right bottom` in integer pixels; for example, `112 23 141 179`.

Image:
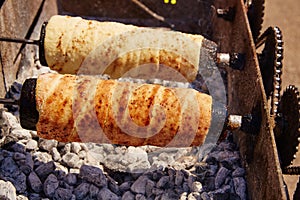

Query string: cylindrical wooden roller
20 73 212 147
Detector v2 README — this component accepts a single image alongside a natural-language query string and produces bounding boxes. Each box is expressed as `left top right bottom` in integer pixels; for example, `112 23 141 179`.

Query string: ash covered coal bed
0 107 247 200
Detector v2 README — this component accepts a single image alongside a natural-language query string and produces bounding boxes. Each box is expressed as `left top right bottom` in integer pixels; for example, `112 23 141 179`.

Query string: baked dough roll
44 15 206 82
21 73 212 147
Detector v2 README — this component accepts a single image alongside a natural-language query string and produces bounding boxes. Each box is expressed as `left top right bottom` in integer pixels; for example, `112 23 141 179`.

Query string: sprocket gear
256 26 283 116
274 85 300 168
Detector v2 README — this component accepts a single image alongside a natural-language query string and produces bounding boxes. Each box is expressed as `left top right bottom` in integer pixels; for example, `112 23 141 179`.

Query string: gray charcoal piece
59 181 73 190
53 188 73 200
122 191 135 200
156 176 170 189
207 164 218 176
175 170 184 186
13 152 26 161
108 176 121 195
131 175 150 194
210 187 230 200
64 173 77 186
10 171 27 193
25 152 34 168
74 182 90 199
215 167 231 189
28 193 41 200
187 175 197 190
11 142 26 153
62 152 82 168
2 149 14 157
79 165 107 188
182 182 190 192
97 187 120 200
1 157 18 174
28 171 43 193
151 188 164 196
0 180 17 200
119 181 132 192
0 157 27 193
233 177 247 200
135 194 147 200
203 177 215 191
161 189 180 200
39 139 58 152
145 179 155 197
89 184 100 198
200 192 210 200
35 161 55 181
20 164 32 175
44 174 59 198
232 167 246 177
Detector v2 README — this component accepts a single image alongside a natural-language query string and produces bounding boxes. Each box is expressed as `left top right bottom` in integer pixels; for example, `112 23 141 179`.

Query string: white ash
0 109 247 199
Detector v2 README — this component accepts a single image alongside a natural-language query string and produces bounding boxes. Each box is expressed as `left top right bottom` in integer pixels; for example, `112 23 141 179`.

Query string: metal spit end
0 37 39 45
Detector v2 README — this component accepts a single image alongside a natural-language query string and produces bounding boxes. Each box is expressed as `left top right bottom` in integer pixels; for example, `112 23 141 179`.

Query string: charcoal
0 109 248 199
145 179 156 197
89 184 100 198
74 182 90 199
215 167 231 189
43 174 59 198
233 177 247 200
64 173 77 186
119 181 132 192
131 175 149 194
79 165 107 188
97 187 120 200
35 161 55 181
200 192 210 200
4 81 22 115
28 171 43 193
28 193 41 200
175 170 184 186
122 191 135 200
232 167 245 177
136 194 147 200
13 152 26 161
156 176 169 188
53 188 73 200
108 176 121 195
